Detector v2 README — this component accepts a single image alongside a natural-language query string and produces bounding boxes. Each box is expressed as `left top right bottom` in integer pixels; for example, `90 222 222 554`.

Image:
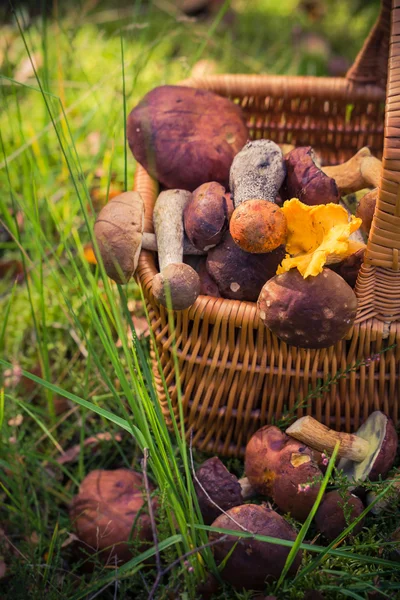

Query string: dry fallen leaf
61 532 79 549
14 52 43 83
57 432 122 465
8 414 23 427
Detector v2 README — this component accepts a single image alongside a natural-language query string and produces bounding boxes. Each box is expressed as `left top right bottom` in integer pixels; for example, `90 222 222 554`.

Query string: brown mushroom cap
183 182 230 251
230 199 288 254
337 411 398 483
245 426 322 521
258 268 358 349
210 504 302 590
356 188 377 235
152 263 200 310
69 469 155 564
206 231 285 301
315 490 365 542
282 146 340 206
94 191 144 284
196 258 221 297
127 85 248 191
194 457 243 525
328 247 365 288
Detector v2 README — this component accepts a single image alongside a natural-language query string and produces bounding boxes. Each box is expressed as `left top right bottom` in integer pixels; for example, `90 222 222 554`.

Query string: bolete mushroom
127 85 248 192
257 268 358 349
286 412 398 483
69 469 156 564
229 139 286 207
206 231 285 301
229 199 288 254
94 191 204 284
196 258 221 298
356 188 378 236
245 426 323 521
328 247 365 288
194 457 251 525
315 490 365 542
282 146 381 205
183 181 231 251
209 504 302 590
152 189 201 310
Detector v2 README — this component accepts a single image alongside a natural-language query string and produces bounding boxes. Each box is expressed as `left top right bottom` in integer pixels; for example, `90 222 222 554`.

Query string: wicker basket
134 0 400 457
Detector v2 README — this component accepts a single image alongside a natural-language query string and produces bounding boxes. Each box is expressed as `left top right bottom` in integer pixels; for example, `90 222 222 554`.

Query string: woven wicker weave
134 0 400 457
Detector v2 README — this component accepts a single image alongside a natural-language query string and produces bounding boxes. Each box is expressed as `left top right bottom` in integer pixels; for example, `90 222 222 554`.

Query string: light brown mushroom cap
152 263 200 310
94 191 144 284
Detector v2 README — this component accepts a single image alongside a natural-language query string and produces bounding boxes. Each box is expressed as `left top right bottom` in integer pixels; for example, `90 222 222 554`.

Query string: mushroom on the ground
286 412 398 483
127 85 248 192
152 189 200 310
315 490 365 542
94 191 204 284
209 504 302 590
257 268 358 349
229 199 288 254
206 231 285 301
229 139 286 208
69 469 155 564
282 146 381 205
183 182 231 251
194 457 253 524
245 426 323 521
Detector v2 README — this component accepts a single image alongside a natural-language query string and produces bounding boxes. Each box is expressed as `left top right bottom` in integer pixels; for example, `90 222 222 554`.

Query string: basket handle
354 0 400 324
346 0 391 88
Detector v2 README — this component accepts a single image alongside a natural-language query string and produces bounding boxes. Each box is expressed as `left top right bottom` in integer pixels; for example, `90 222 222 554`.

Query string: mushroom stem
322 147 381 195
286 416 370 462
152 189 201 310
142 232 206 256
238 476 256 500
366 475 400 514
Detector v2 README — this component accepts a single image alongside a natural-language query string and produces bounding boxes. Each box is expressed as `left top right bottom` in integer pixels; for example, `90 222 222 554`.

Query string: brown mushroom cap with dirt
257 268 358 349
286 412 398 484
245 426 323 521
206 231 285 301
69 469 156 564
209 504 302 590
127 85 248 192
315 490 365 542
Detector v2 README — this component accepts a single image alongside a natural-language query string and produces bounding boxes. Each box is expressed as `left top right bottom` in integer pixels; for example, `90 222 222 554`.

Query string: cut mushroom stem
152 189 200 310
287 412 398 483
322 147 381 195
238 476 255 500
286 416 370 462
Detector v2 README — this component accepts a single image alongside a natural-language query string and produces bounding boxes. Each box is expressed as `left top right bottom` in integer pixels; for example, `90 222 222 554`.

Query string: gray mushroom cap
229 139 286 207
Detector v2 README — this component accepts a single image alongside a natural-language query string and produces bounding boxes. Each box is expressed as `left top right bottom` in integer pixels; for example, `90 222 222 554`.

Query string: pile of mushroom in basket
81 84 400 591
93 85 380 351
